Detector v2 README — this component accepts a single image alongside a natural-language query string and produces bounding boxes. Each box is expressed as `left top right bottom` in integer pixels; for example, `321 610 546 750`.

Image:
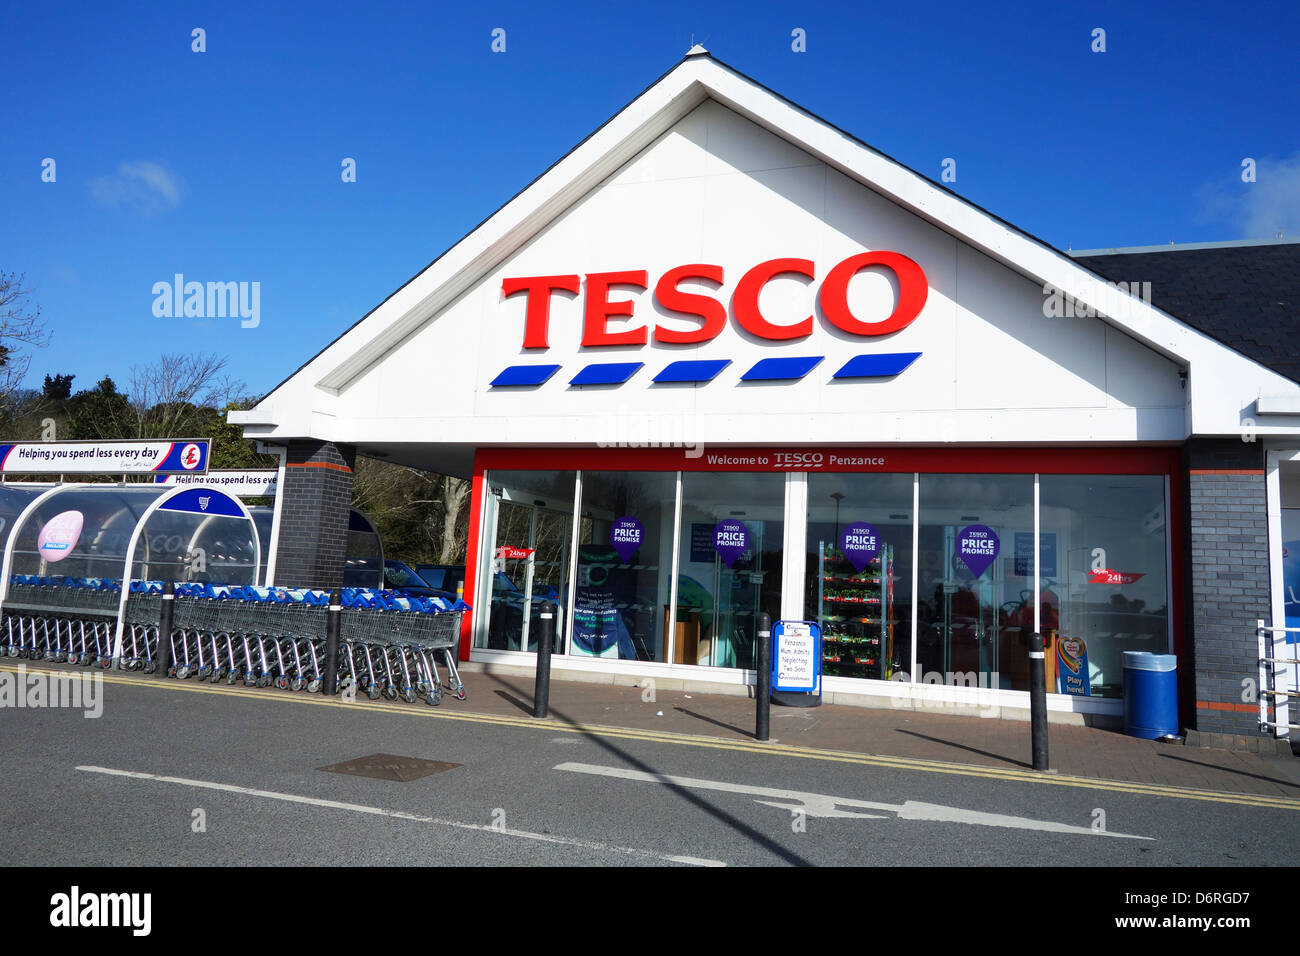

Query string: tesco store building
233 51 1300 738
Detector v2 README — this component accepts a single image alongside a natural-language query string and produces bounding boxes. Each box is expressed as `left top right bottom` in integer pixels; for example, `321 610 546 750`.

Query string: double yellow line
5 660 1299 811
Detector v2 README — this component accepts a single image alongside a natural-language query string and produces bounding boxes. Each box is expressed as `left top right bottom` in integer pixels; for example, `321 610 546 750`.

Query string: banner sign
496 546 535 560
840 521 881 572
1057 636 1091 696
609 516 644 563
572 545 636 658
713 519 749 567
155 469 277 496
772 620 822 693
0 439 209 475
956 524 1000 578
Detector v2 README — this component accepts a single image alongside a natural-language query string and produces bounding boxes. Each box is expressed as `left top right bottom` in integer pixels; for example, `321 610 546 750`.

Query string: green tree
67 376 133 439
42 373 74 401
209 400 278 471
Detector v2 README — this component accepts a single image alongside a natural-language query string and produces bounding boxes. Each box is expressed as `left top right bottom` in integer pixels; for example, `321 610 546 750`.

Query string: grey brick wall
273 440 356 591
1182 438 1269 736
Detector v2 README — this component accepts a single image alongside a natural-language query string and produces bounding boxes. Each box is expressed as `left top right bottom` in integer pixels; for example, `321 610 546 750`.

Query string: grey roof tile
1073 243 1300 382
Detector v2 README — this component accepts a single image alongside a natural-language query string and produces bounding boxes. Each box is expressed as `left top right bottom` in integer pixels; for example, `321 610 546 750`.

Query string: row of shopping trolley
4 615 126 669
1 599 467 706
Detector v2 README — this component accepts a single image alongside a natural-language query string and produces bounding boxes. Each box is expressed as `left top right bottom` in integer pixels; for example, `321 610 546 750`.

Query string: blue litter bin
1123 651 1179 739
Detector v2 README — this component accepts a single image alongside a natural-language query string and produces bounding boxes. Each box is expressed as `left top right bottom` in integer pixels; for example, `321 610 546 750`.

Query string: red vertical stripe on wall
459 459 486 661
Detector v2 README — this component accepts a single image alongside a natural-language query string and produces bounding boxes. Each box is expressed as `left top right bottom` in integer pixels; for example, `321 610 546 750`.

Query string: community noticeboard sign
0 440 210 475
772 619 822 694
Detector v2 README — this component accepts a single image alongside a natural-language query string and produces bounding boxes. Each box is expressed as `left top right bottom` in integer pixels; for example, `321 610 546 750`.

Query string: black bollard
155 581 175 677
1029 630 1050 771
756 611 771 741
533 602 554 719
324 588 341 696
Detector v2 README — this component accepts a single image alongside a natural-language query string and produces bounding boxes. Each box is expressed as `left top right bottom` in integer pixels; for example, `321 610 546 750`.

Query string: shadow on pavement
894 729 1031 770
1155 752 1300 791
482 671 813 866
494 688 534 716
673 707 752 738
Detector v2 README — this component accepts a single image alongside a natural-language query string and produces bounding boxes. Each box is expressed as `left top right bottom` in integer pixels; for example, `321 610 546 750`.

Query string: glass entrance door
479 471 576 653
677 472 785 670
916 475 1034 690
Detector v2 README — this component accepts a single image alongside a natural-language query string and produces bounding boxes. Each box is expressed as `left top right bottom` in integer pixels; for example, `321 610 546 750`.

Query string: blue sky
2 0 1298 400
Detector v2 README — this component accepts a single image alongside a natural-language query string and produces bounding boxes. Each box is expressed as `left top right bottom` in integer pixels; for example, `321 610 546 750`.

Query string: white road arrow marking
894 801 1142 837
77 765 726 865
554 762 1152 839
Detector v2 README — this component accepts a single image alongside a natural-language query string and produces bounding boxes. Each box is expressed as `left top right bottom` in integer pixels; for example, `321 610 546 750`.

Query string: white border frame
666 470 683 664
1265 446 1299 735
782 473 807 621
265 445 287 585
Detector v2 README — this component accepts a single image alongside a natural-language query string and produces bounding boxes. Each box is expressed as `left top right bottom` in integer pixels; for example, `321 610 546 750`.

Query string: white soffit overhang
233 52 1300 435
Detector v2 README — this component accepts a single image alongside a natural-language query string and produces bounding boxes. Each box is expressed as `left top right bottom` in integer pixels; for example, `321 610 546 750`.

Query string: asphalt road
2 669 1297 869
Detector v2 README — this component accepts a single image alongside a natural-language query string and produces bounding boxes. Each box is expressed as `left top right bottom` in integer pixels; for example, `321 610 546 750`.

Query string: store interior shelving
817 542 894 680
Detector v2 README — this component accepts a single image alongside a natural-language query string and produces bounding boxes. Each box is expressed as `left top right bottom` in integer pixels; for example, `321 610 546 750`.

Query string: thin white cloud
1197 152 1300 240
89 160 184 213
1239 153 1300 238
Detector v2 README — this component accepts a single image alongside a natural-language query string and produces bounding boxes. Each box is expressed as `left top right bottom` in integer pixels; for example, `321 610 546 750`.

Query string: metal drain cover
318 754 462 781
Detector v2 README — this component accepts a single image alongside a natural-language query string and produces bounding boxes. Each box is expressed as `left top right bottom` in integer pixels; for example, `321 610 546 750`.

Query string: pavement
6 657 1300 803
456 666 1300 801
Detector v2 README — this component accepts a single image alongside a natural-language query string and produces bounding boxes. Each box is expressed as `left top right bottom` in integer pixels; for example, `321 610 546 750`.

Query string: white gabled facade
231 52 1300 453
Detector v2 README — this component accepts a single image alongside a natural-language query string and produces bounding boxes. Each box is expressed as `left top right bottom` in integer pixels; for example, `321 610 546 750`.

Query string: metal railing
1256 619 1300 734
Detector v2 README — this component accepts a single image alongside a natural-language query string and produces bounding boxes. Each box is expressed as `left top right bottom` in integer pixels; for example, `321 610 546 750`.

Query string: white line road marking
554 762 1153 839
891 801 1148 837
556 762 893 818
76 765 725 867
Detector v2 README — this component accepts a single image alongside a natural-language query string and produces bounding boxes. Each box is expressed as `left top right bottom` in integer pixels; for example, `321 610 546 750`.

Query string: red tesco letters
500 274 580 349
501 252 927 349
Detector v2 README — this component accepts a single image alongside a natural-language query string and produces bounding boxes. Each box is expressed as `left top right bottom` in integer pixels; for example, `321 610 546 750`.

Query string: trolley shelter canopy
0 484 261 605
230 51 1300 472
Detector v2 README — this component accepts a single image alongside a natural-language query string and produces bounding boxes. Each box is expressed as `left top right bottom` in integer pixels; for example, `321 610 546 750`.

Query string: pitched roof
232 52 1300 441
1073 239 1300 383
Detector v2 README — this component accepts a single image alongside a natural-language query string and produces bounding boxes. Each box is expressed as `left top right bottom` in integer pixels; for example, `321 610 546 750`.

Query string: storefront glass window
572 471 677 662
677 473 784 669
478 470 576 653
805 474 914 681
1039 475 1169 698
916 475 1035 691
472 465 1172 704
